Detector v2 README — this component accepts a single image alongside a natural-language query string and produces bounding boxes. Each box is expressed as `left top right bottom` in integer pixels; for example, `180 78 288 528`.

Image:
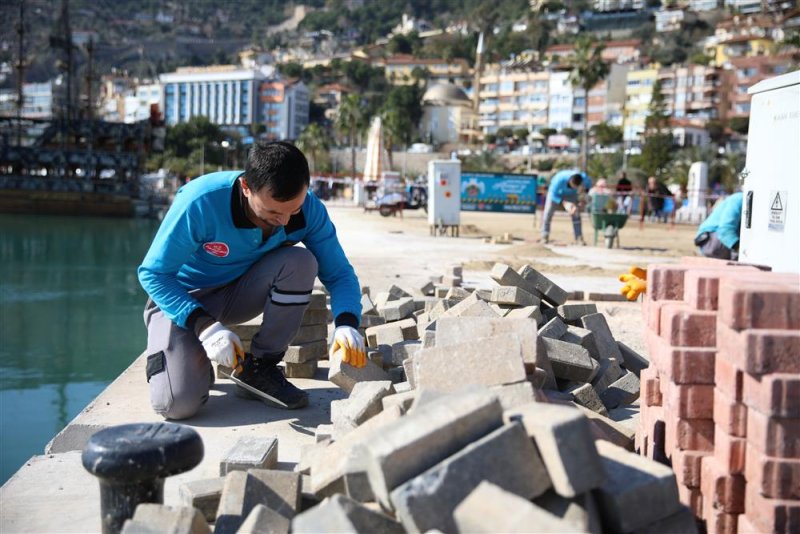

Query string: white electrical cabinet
739 71 800 274
427 160 461 234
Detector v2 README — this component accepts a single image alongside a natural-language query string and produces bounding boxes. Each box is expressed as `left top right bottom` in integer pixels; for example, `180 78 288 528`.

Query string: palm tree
296 123 330 173
568 36 610 173
335 94 365 179
380 107 405 171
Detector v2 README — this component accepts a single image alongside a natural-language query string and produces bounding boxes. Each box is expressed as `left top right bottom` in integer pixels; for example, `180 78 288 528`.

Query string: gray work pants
143 246 318 420
698 231 738 261
542 191 582 240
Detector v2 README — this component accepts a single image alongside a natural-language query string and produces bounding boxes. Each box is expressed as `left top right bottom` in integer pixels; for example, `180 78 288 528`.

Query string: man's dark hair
568 173 584 187
244 141 310 200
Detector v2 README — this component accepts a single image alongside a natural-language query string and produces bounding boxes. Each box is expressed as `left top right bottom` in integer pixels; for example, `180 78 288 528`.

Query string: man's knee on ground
152 389 207 420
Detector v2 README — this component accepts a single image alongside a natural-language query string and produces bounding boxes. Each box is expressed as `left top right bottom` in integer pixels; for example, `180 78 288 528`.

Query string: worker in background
138 141 366 420
642 176 673 223
541 169 592 245
695 191 743 260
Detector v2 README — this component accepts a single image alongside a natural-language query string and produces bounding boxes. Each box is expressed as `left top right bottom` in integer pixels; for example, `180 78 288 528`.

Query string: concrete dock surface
1 206 691 531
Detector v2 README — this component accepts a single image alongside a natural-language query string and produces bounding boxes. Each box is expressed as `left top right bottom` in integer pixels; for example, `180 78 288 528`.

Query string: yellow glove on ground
330 326 367 368
629 266 647 280
619 273 647 301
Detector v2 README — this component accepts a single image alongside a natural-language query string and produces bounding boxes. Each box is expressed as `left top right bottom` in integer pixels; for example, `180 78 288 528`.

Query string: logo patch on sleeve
203 242 230 257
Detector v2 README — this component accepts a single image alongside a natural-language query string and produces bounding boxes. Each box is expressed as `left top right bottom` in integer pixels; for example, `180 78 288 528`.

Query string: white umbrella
362 116 389 182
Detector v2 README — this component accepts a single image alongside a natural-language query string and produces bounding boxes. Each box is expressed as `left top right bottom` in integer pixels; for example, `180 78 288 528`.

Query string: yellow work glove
619 273 647 301
330 326 367 368
629 266 647 280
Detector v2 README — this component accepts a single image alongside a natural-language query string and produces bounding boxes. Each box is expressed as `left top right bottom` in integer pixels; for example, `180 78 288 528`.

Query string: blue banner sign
461 173 539 213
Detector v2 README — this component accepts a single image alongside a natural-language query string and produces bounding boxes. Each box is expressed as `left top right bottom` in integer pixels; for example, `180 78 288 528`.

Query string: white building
0 80 64 119
159 66 270 127
593 0 645 11
655 9 685 32
689 0 720 10
548 71 573 131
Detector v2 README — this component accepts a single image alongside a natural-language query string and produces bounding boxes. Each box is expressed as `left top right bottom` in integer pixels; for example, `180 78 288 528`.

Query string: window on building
500 81 514 93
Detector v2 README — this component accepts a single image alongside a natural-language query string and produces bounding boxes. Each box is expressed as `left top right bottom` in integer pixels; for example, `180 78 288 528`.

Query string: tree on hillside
568 35 609 173
633 79 674 177
335 94 366 179
591 122 623 146
296 123 331 173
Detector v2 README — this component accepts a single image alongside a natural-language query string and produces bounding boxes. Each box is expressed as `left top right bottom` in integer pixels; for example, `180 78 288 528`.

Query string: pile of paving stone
330 262 647 434
141 263 697 533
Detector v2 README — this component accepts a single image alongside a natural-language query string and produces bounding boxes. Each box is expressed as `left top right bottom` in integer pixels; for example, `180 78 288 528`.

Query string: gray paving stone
540 337 598 383
292 494 404 534
310 406 404 500
121 504 211 534
586 291 629 302
507 402 606 497
490 263 543 299
439 294 498 318
415 334 527 393
390 422 551 533
387 366 405 384
296 440 330 476
631 505 698 534
599 371 641 410
505 305 543 322
453 482 581 533
360 294 378 316
381 390 417 413
518 264 569 306
419 281 435 296
390 340 421 366
441 275 462 287
284 360 318 379
284 340 327 364
315 424 333 443
444 286 471 301
533 490 603 534
490 381 537 410
490 286 540 307
434 317 554 387
179 477 225 523
538 315 568 339
581 313 624 361
359 314 385 328
356 388 503 509
242 470 301 522
220 437 278 476
215 471 249 534
388 285 412 299
367 345 390 368
560 326 601 361
332 381 394 429
412 296 437 312
577 406 636 451
590 356 624 394
556 303 598 324
595 441 681 532
291 324 327 345
378 297 415 321
446 265 463 277
308 291 327 310
617 341 650 377
566 382 609 416
236 504 289 534
328 351 392 393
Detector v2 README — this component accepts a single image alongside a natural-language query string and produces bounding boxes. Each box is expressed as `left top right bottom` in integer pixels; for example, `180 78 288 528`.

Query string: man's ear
239 176 251 196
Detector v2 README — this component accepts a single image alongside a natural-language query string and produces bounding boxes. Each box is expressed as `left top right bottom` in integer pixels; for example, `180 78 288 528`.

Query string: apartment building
720 54 795 118
593 0 645 11
160 66 266 127
258 79 309 140
477 65 550 134
0 81 65 119
545 40 642 65
548 71 573 131
380 55 472 88
658 64 721 123
623 67 658 141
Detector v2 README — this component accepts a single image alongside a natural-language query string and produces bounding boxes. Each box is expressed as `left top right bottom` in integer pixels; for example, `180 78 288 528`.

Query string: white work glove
198 321 243 367
330 326 367 368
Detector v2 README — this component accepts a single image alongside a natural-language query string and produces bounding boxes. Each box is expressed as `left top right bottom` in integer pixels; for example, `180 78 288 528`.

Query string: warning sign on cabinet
768 190 787 232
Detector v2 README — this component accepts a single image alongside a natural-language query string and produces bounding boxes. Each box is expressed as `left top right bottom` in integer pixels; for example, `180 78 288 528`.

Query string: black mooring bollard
81 422 204 534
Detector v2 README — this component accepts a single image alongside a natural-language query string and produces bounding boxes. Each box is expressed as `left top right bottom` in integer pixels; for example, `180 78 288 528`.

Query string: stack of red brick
637 256 800 533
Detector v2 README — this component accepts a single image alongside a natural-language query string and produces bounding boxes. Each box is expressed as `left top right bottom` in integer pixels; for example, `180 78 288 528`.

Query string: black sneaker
232 355 309 410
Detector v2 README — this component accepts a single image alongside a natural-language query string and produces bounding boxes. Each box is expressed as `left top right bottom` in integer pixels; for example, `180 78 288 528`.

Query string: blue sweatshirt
138 171 361 329
547 169 592 203
697 192 743 250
